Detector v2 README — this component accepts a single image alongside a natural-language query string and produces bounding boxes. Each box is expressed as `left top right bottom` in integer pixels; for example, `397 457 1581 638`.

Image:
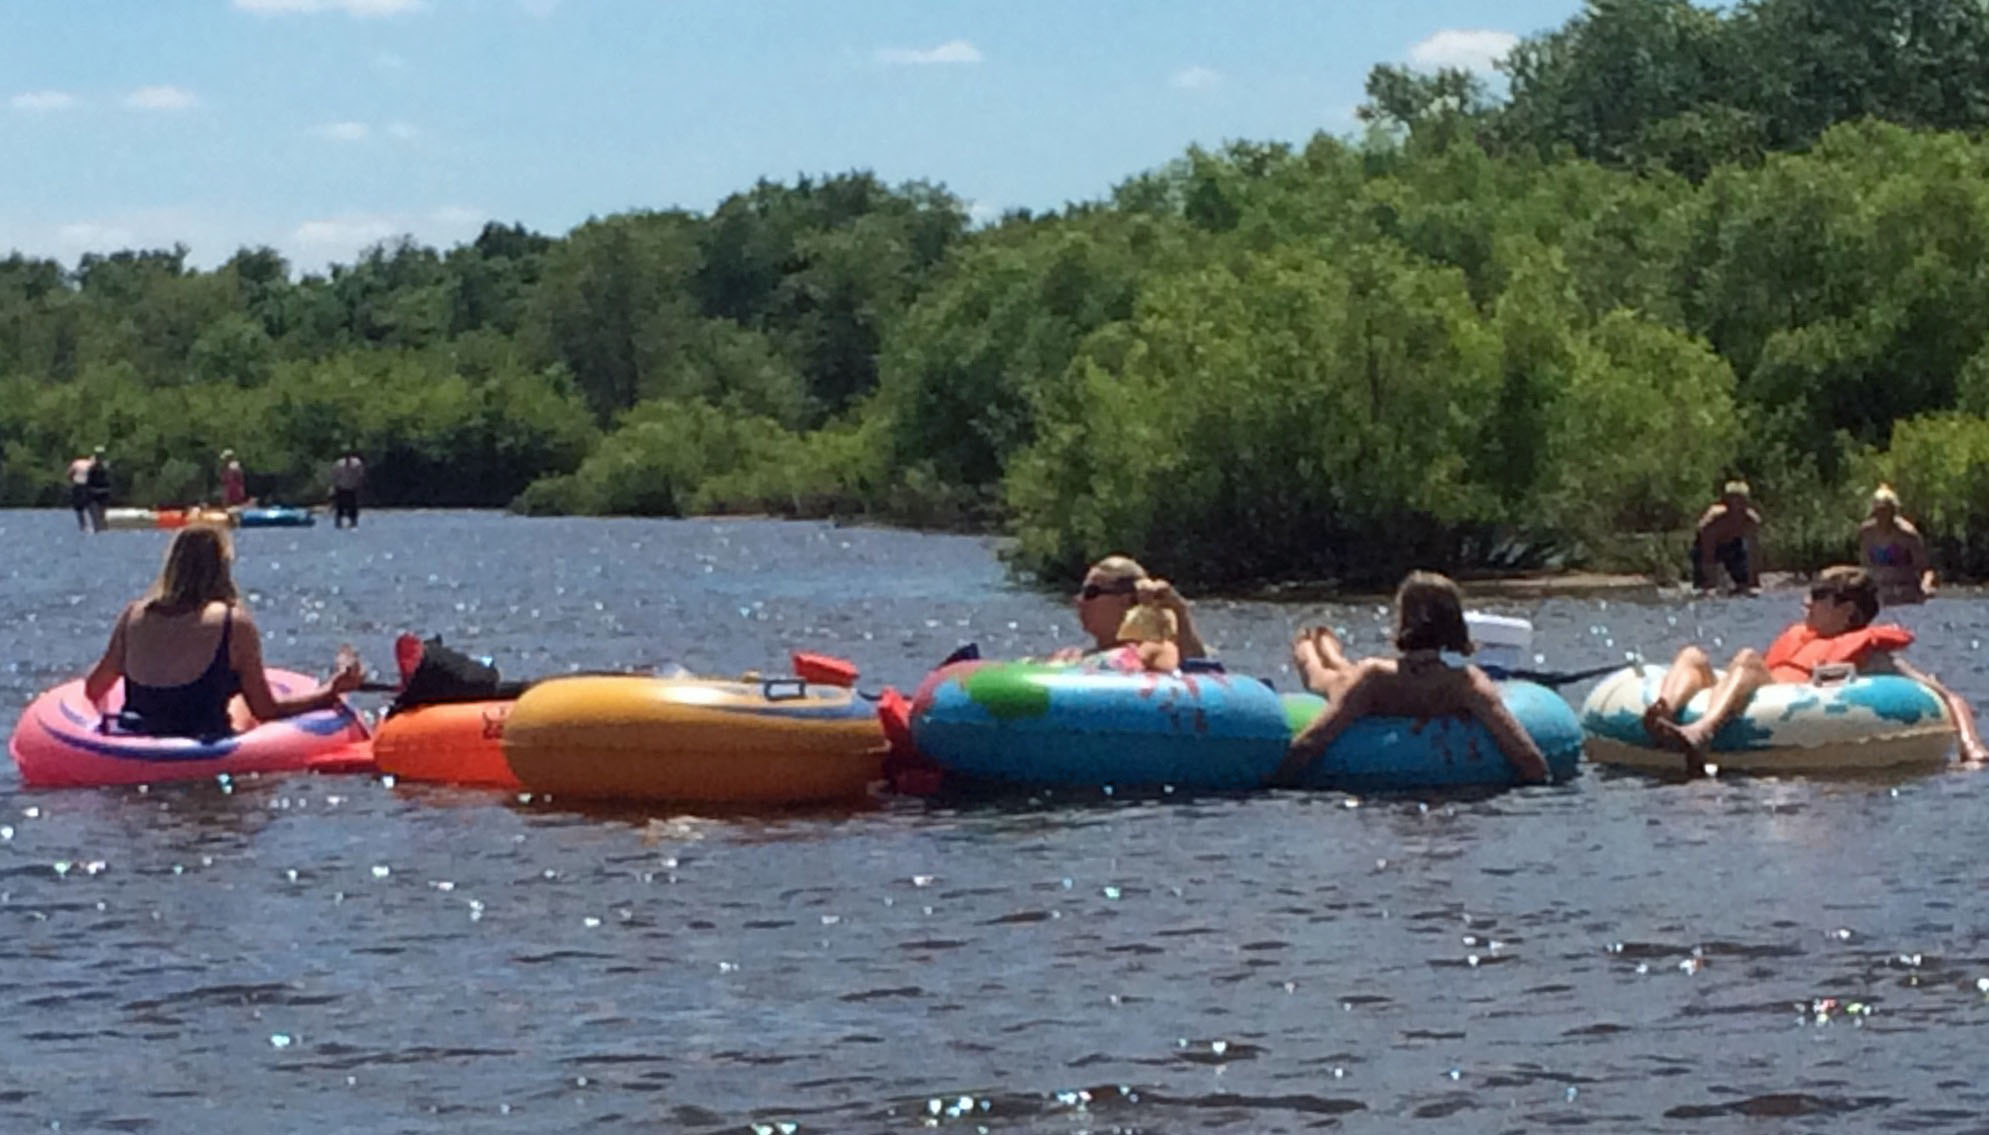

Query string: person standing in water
66 451 95 531
1858 484 1935 606
329 446 365 529
218 449 249 508
83 447 112 533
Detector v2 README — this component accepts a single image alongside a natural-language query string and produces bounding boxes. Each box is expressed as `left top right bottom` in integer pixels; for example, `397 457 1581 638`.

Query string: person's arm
1741 511 1763 589
82 605 133 706
1694 507 1721 584
1462 667 1551 782
1267 665 1377 787
231 607 363 722
1904 523 1937 597
1888 655 1987 764
1139 578 1208 659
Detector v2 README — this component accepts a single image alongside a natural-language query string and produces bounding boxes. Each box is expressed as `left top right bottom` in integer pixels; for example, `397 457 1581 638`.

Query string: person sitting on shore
1691 480 1761 595
1859 484 1936 606
83 526 363 737
1641 565 1986 774
1048 555 1209 664
1267 571 1550 787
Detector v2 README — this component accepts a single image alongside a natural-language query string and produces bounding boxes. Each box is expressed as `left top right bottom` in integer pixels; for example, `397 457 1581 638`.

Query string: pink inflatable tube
9 670 374 788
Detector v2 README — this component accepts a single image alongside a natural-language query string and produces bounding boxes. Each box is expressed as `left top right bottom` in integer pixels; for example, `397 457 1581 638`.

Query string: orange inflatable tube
372 700 519 788
502 674 885 804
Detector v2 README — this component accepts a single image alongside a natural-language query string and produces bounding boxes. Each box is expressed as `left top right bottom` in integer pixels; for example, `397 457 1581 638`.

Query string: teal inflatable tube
908 660 1582 791
237 506 316 528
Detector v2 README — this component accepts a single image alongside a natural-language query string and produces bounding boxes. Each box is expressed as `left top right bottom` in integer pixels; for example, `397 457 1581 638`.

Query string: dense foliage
11 1 1989 585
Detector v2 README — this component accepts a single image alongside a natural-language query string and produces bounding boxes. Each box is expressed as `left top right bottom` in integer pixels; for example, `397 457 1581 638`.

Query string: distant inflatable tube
157 508 236 530
1580 664 1956 773
374 700 518 788
908 660 1581 791
8 671 373 788
101 508 236 531
502 674 886 804
236 506 316 529
102 508 158 531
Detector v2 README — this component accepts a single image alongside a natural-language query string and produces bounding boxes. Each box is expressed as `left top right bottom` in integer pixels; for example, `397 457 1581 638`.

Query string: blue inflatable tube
237 506 316 528
908 660 1582 791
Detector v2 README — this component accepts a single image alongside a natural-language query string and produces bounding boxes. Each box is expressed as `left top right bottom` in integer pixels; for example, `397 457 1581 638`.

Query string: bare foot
1643 713 1711 777
1309 625 1353 670
1640 697 1674 745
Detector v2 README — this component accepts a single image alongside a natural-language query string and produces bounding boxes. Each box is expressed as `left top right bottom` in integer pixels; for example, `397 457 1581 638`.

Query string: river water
4 510 1989 1133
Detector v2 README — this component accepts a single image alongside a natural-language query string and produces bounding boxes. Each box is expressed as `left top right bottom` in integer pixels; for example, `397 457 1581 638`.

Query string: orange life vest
1763 622 1915 682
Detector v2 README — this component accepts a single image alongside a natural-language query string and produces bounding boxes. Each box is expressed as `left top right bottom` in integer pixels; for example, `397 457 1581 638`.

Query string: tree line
9 0 1989 586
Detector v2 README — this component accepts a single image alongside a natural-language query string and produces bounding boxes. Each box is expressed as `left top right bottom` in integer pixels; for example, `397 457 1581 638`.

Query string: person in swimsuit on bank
1267 571 1550 787
1049 554 1210 664
83 527 363 737
1859 484 1935 605
1640 565 1986 775
1691 480 1761 595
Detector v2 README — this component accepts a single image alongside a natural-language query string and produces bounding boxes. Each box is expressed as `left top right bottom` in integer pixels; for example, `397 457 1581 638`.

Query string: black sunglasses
1078 580 1139 600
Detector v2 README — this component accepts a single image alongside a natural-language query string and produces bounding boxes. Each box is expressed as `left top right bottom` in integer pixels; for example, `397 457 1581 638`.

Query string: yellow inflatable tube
502 674 886 804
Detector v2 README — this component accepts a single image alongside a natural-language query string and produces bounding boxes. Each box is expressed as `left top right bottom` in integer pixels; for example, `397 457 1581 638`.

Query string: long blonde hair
1117 603 1178 644
144 527 238 614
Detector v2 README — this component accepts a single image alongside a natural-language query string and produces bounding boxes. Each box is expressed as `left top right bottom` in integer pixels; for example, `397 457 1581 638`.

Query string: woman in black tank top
83 528 363 737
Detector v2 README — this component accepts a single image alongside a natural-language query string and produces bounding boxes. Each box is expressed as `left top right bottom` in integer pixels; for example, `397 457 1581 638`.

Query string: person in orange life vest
1642 565 1987 773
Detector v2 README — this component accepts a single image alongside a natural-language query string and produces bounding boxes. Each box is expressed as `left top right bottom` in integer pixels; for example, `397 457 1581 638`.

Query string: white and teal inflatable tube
1581 664 1955 773
908 660 1582 791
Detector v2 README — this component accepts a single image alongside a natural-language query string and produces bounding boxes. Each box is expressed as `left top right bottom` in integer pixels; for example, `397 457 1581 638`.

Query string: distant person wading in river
330 447 365 529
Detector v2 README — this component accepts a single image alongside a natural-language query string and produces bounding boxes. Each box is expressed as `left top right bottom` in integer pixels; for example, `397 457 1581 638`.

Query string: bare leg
1293 626 1359 699
1646 648 1769 775
1643 645 1716 774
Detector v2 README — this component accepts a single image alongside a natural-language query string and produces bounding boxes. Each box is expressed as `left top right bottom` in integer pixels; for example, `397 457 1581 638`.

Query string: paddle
1478 662 1626 688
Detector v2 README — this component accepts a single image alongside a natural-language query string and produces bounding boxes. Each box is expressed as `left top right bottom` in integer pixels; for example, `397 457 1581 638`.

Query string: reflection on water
3 510 1989 1131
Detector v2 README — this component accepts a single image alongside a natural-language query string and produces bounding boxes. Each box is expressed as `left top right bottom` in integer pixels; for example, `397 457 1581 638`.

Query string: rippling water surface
5 510 1989 1133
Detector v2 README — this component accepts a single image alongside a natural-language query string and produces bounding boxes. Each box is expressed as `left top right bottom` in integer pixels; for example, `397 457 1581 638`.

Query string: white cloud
314 121 370 142
293 215 400 250
233 0 423 16
57 222 137 251
10 90 78 112
1170 66 1221 91
288 207 485 266
385 120 420 141
876 39 982 66
124 85 200 111
1407 28 1519 74
430 205 485 227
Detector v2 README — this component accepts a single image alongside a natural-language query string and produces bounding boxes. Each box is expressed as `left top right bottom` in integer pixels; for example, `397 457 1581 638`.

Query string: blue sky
1 0 1587 274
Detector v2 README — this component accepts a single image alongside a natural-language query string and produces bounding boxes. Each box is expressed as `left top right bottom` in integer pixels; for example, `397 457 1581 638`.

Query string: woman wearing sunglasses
1640 565 1986 773
1049 555 1209 665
